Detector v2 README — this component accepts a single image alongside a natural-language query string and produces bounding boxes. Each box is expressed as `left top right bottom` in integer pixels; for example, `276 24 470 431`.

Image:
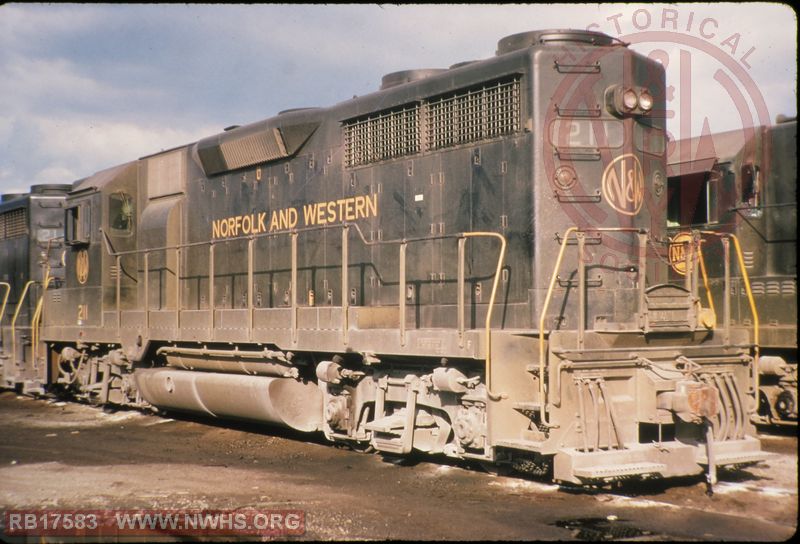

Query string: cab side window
66 203 91 245
741 163 760 208
109 192 134 235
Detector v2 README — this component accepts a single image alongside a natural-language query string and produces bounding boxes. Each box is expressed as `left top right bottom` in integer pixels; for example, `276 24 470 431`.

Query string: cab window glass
109 192 134 235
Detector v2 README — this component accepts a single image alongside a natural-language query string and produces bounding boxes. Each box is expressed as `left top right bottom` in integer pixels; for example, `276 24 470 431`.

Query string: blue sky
0 3 796 194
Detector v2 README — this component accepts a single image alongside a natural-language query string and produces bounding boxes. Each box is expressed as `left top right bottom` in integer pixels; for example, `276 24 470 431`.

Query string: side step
364 413 406 434
573 462 666 479
365 413 410 454
697 451 769 466
696 436 768 466
495 438 545 453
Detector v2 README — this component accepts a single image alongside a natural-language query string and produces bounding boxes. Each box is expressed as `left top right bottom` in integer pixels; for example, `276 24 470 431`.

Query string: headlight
639 90 654 112
622 89 638 111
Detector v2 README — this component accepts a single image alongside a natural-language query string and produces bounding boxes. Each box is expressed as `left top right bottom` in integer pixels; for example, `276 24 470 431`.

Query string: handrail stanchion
175 247 181 330
399 242 407 347
291 232 298 344
577 232 586 350
463 232 506 401
722 238 731 345
697 241 716 320
539 228 577 426
342 226 349 345
248 238 254 337
209 244 215 330
730 233 760 412
0 282 10 326
10 281 36 367
457 237 466 347
144 252 150 329
116 255 122 326
637 232 647 327
31 275 53 368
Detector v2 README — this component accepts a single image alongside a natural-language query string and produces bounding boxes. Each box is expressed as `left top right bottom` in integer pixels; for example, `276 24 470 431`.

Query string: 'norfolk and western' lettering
212 194 378 240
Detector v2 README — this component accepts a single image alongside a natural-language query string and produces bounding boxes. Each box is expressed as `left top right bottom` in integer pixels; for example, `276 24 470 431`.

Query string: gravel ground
0 391 796 541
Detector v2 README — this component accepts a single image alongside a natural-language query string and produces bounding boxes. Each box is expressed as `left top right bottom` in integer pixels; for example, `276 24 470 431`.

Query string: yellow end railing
699 231 760 408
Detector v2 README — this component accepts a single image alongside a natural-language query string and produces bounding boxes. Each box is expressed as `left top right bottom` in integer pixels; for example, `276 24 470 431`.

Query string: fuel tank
134 368 322 432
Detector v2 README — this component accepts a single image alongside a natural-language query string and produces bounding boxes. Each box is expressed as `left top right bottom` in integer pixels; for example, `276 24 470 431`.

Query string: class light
622 89 638 111
638 89 654 112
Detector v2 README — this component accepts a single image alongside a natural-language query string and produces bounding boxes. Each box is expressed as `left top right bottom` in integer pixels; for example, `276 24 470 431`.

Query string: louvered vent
220 128 287 171
426 77 521 150
0 208 27 240
197 121 319 177
343 76 521 167
782 280 796 296
344 104 421 167
766 281 780 295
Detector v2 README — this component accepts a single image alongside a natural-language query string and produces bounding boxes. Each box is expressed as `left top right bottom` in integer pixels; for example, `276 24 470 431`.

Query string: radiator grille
343 76 521 167
426 77 521 151
0 208 28 240
344 104 420 167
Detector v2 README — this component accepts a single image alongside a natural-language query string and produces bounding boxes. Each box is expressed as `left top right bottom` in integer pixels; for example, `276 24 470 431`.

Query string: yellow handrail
729 234 760 408
463 232 507 400
31 275 53 367
10 281 35 366
698 231 760 411
539 227 578 426
539 226 651 426
696 240 716 320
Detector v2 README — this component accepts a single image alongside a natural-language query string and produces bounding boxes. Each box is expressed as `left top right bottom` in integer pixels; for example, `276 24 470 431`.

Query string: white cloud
0 53 165 118
31 116 217 178
0 4 104 50
33 166 79 185
0 115 13 146
0 3 795 196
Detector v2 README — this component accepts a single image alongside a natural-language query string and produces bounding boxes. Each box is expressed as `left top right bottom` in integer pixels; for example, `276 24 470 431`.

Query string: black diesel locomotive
1 185 71 390
667 117 797 426
1 29 767 485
